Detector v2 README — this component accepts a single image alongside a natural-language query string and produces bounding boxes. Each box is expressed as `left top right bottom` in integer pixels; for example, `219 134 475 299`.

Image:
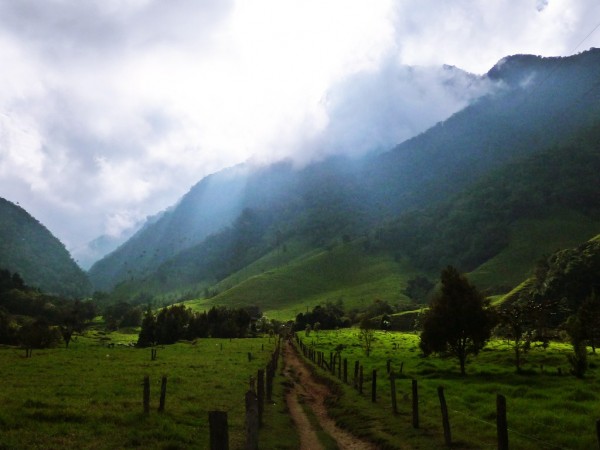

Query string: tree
420 266 494 375
577 290 600 353
137 308 157 347
565 315 588 378
358 318 375 356
497 299 537 372
57 300 96 348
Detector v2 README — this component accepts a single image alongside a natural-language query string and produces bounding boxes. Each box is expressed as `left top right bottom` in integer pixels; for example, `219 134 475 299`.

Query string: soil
283 341 377 450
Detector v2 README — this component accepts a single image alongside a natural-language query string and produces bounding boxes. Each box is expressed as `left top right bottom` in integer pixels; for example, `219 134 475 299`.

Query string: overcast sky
1 0 599 261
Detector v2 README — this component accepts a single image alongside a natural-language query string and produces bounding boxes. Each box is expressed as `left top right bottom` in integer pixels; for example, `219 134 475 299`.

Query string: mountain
0 197 91 297
90 49 600 315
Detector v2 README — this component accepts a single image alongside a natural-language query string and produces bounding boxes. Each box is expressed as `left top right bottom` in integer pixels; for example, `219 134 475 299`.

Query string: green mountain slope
91 49 600 317
468 211 600 292
184 241 421 320
375 127 600 283
0 197 91 297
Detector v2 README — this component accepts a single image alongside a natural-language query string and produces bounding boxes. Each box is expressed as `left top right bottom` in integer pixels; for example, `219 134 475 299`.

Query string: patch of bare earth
283 341 377 450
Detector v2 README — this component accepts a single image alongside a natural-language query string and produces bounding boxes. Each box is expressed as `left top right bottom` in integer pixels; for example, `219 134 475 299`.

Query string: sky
1 0 599 265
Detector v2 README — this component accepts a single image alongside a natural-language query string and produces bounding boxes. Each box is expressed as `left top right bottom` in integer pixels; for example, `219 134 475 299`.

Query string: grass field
185 241 422 320
0 331 296 450
469 211 600 293
295 329 600 449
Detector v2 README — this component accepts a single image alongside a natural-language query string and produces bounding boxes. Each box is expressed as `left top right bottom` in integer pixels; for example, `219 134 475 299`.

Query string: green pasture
186 242 420 320
296 329 600 449
0 332 294 450
469 211 600 293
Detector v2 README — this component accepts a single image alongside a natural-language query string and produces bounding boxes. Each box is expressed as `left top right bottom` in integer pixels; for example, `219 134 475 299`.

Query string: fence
139 338 281 449
294 334 598 449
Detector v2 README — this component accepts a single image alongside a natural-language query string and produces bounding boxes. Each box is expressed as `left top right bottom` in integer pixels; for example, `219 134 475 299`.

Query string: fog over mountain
1 0 599 267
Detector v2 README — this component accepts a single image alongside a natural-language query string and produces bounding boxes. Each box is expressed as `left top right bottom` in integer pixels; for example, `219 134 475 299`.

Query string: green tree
565 315 588 378
358 318 375 356
497 299 538 372
420 266 494 375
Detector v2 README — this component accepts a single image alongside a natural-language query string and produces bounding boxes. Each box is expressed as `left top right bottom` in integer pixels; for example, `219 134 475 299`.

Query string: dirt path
283 341 377 450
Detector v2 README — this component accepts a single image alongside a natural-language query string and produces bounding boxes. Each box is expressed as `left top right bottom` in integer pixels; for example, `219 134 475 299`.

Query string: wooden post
158 376 167 412
143 375 150 415
497 394 508 450
390 372 397 414
438 386 451 446
371 369 377 402
400 362 404 374
386 359 391 374
343 358 348 383
338 355 342 379
354 361 359 388
245 390 259 450
209 410 229 450
412 379 419 429
257 369 265 427
330 352 333 373
359 365 364 395
266 362 273 403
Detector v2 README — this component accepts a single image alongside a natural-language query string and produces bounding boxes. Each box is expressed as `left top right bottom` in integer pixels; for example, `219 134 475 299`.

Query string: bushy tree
420 266 494 375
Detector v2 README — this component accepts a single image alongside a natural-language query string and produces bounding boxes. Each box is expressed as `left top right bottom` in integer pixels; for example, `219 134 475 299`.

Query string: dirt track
283 341 377 450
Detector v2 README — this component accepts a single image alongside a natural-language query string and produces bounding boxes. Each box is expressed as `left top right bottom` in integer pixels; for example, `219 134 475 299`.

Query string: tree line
136 304 257 346
0 268 96 349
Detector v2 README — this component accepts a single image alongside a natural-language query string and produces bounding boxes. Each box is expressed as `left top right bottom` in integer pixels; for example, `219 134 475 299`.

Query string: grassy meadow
0 331 296 450
185 242 422 320
295 329 600 450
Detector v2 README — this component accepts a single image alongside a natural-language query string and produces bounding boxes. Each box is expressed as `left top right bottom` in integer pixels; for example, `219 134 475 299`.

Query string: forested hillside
0 198 91 297
375 124 600 274
89 49 600 312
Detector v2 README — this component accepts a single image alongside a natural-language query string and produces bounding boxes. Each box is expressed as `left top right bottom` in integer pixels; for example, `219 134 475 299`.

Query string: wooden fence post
390 372 397 414
354 361 359 388
209 410 229 450
143 375 150 415
338 355 342 379
266 361 274 403
438 386 451 446
343 358 348 383
158 375 167 412
257 369 265 427
371 369 377 402
497 394 508 450
412 379 419 429
359 365 364 395
245 390 259 450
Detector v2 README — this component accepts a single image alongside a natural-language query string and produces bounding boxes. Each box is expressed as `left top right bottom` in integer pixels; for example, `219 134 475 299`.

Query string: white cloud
0 0 598 260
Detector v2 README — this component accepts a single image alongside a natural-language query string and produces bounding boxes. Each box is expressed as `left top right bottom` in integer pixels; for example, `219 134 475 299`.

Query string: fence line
294 334 588 450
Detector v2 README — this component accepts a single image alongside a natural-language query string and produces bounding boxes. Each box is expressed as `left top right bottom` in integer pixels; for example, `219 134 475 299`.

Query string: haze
0 0 599 266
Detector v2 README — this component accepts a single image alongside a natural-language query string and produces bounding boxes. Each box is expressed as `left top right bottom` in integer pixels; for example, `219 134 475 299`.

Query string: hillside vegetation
0 197 91 297
89 49 600 318
184 241 421 320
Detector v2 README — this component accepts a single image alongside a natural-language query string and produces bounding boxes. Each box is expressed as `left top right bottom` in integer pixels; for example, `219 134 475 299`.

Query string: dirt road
283 341 377 450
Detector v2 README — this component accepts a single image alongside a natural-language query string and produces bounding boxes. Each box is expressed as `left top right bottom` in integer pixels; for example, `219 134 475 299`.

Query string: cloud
0 0 599 263
297 60 494 163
